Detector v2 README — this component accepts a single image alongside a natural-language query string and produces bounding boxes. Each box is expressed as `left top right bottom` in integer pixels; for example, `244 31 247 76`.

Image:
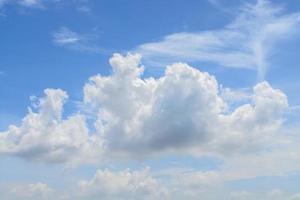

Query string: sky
0 0 300 199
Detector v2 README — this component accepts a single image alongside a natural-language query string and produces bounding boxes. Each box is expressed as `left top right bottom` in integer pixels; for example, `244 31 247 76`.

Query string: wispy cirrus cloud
0 0 46 8
0 0 92 12
19 0 42 7
137 0 300 80
52 26 109 54
53 26 82 45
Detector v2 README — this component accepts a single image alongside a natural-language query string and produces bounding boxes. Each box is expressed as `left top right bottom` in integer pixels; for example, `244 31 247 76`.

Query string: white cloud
0 53 290 165
167 130 300 186
220 86 251 105
83 53 288 158
150 166 300 200
52 26 107 54
7 182 54 199
11 182 53 197
0 0 91 11
0 0 46 8
53 27 82 45
78 168 168 200
290 194 300 200
19 0 42 7
1 0 300 199
226 190 300 200
267 189 284 198
0 182 73 200
137 0 300 80
0 88 103 164
169 170 222 199
0 53 299 199
83 53 225 155
230 190 253 200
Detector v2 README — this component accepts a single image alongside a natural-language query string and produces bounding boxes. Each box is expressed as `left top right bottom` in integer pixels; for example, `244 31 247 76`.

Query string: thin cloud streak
52 26 112 55
53 27 82 45
0 0 45 8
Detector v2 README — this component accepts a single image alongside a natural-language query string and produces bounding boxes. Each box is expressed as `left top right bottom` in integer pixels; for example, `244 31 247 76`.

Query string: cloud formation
79 168 168 200
83 53 288 158
0 88 103 163
0 53 289 165
1 1 300 199
52 26 108 54
9 182 54 199
137 0 300 80
0 53 298 199
53 27 82 45
2 177 300 200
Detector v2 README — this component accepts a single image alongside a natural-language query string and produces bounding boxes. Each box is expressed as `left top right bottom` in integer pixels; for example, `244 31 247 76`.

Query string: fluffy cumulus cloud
0 88 103 163
83 53 225 156
79 168 168 200
83 53 288 158
214 81 288 154
0 53 289 164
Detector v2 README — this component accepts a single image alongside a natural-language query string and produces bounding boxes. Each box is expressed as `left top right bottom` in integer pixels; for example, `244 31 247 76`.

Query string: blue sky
1 0 300 199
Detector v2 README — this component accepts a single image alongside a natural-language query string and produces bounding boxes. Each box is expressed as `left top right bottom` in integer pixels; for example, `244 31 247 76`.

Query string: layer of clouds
0 54 297 200
0 182 56 200
2 171 300 200
79 168 168 200
137 0 300 80
9 182 54 199
0 169 168 200
228 189 300 200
